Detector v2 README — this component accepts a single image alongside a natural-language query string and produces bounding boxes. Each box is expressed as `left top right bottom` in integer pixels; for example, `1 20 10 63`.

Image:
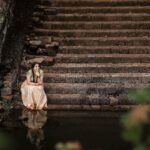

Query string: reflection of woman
21 109 47 149
21 63 47 110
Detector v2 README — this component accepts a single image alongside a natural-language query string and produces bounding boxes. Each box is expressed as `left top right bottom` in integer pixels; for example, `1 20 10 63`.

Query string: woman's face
33 64 40 71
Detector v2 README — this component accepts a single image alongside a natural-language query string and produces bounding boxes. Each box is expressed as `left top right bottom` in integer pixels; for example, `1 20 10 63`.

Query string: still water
0 110 132 150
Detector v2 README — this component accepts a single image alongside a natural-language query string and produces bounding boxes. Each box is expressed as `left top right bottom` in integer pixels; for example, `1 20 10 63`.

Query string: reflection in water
21 109 47 149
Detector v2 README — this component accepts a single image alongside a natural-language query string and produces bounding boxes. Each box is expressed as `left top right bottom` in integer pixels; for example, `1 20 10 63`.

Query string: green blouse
26 69 44 82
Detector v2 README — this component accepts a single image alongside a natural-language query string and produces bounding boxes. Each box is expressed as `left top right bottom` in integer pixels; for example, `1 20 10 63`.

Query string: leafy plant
120 86 150 150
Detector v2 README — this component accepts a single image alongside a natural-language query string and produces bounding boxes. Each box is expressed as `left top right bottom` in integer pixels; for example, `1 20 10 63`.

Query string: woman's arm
26 75 39 86
37 70 44 85
26 70 39 86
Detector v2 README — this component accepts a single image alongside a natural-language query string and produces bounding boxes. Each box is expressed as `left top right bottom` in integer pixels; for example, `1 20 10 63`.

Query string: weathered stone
26 57 44 64
23 56 54 65
1 88 12 96
3 80 12 88
29 40 42 46
110 96 119 105
32 17 40 23
45 41 59 48
0 0 37 100
36 48 47 55
1 95 13 101
0 101 6 113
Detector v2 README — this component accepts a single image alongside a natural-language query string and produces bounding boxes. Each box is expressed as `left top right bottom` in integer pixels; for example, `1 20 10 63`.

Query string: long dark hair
31 63 41 83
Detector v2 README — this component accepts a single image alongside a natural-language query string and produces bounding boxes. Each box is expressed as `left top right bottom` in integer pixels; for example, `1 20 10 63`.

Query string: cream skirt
21 80 47 110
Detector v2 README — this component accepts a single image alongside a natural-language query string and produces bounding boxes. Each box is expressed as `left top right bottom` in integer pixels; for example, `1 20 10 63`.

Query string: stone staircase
19 0 150 110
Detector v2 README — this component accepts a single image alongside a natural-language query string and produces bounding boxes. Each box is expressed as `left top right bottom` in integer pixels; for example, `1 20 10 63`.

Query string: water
0 110 132 150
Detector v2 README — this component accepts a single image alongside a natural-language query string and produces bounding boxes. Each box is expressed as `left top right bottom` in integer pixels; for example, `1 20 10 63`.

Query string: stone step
23 55 55 66
22 63 150 73
14 102 135 110
25 54 150 64
46 13 150 22
41 6 150 14
21 73 150 83
33 29 150 37
38 0 150 7
41 21 150 30
54 37 150 46
44 104 135 111
46 93 134 105
45 73 150 83
40 63 150 73
43 82 149 94
59 46 150 54
21 61 150 74
55 54 150 63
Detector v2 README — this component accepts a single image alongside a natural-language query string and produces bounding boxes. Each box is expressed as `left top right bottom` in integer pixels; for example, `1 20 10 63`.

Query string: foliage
120 86 150 150
0 131 16 150
55 141 83 150
128 86 150 104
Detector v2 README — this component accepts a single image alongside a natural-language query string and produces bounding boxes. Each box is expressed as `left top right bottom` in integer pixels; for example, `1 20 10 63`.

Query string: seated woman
21 63 47 110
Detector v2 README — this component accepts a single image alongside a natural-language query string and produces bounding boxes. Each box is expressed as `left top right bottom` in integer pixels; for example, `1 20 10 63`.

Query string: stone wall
0 0 35 99
0 0 9 93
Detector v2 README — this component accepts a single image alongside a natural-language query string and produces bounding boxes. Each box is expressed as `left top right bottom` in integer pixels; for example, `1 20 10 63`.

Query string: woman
21 63 47 110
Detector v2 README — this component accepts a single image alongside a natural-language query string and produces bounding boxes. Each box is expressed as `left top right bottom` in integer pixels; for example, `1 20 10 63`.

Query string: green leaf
133 144 147 150
122 124 142 143
128 87 150 104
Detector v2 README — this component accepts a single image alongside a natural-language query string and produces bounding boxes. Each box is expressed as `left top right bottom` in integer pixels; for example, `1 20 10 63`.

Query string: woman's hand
35 71 40 77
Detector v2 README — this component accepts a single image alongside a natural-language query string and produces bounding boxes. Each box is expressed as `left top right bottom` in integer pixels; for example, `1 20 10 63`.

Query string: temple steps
29 36 150 47
41 21 150 30
36 0 150 7
32 29 150 38
58 46 150 54
46 93 133 105
18 0 150 109
25 54 150 64
22 63 150 73
44 104 135 111
21 73 150 83
41 63 150 73
43 83 149 94
40 6 150 14
54 37 150 46
55 54 150 63
45 13 150 22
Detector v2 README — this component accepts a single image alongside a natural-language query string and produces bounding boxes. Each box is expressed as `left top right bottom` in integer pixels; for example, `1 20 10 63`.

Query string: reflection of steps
20 0 150 109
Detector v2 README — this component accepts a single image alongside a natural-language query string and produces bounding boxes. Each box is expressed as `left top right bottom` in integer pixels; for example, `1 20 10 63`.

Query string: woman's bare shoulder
40 69 44 73
26 69 32 75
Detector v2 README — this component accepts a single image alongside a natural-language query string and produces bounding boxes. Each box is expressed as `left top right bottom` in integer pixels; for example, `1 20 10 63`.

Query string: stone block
1 87 12 96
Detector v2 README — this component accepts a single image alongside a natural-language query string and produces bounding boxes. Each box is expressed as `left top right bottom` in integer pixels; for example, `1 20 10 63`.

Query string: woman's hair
31 63 41 83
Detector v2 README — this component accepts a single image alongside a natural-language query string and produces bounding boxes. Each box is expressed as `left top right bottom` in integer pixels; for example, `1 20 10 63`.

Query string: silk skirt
21 80 47 110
